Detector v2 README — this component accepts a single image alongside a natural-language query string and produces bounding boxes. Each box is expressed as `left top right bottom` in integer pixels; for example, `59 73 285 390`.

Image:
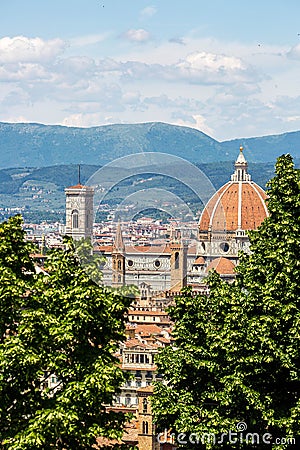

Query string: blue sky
1 0 300 140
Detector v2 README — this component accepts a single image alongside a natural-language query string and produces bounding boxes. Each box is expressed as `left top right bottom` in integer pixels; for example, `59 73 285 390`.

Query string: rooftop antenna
78 164 81 185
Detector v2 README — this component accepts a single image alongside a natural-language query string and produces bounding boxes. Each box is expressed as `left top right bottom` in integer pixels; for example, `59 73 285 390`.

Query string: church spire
231 146 251 182
112 221 125 287
78 164 81 185
113 221 125 253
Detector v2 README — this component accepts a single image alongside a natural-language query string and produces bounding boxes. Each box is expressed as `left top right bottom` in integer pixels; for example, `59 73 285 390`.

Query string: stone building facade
65 183 94 240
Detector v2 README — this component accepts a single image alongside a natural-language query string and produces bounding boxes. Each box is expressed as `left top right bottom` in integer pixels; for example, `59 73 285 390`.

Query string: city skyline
1 0 300 140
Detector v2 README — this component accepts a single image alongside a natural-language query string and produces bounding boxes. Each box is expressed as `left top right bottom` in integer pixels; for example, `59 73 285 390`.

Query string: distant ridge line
0 121 300 169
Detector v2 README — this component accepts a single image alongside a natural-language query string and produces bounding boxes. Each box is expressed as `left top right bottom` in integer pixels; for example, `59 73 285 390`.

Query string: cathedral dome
199 147 268 234
207 257 235 275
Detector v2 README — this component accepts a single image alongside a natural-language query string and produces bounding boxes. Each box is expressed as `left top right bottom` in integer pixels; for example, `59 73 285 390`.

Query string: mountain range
0 121 299 223
1 121 300 168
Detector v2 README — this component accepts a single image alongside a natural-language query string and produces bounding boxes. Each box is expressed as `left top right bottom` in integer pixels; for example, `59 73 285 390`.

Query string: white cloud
286 115 300 122
0 36 66 63
268 95 300 123
122 29 151 43
119 51 261 86
169 37 186 46
2 115 31 124
144 94 204 111
69 33 111 48
61 112 122 128
171 113 214 136
62 113 95 127
174 51 259 84
287 43 300 59
1 89 30 107
0 32 299 141
55 56 98 78
140 6 157 18
0 62 50 82
178 51 244 71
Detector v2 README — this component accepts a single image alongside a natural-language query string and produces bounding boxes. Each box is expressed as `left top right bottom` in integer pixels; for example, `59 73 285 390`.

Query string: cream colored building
65 183 94 240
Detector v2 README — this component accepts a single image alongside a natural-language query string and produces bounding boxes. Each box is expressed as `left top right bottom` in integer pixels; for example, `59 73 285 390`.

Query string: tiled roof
135 324 163 335
95 243 197 256
155 337 171 344
66 183 85 189
95 245 114 253
194 256 205 264
124 338 157 349
125 244 172 254
199 181 268 232
207 257 235 275
128 310 168 316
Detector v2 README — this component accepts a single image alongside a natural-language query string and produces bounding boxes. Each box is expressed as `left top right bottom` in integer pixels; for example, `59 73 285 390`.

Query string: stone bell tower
112 222 126 287
137 386 157 450
170 240 188 292
65 168 94 241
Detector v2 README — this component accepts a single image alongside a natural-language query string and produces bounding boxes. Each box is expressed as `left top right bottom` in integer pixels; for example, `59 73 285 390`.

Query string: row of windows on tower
113 260 123 270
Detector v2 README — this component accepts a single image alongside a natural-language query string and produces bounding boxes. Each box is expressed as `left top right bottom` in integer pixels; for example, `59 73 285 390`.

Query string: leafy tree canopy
152 154 300 449
0 215 135 449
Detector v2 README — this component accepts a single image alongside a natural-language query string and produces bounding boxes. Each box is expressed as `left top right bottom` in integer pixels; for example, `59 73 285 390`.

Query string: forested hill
1 121 300 168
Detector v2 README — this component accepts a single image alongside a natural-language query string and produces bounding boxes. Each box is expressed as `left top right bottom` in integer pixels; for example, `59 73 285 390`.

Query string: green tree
74 237 105 286
0 216 135 449
152 154 300 449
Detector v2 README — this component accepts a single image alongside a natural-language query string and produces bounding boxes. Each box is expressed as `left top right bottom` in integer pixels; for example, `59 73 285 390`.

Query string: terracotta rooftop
199 150 268 234
199 181 268 232
155 336 171 344
135 324 164 335
66 183 85 189
207 257 236 275
128 310 168 316
95 245 114 253
194 256 205 265
124 338 157 349
125 244 172 254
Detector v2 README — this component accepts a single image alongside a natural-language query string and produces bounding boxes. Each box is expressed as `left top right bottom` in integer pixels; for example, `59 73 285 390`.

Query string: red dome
207 257 235 275
199 149 268 233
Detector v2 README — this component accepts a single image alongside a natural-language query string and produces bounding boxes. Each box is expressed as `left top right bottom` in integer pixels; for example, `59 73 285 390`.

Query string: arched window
71 210 79 229
142 421 149 434
143 397 148 413
118 260 122 270
125 394 131 406
174 251 179 269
